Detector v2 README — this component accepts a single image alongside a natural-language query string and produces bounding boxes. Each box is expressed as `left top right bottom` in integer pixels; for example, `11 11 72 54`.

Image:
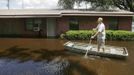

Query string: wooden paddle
84 30 95 58
84 38 92 58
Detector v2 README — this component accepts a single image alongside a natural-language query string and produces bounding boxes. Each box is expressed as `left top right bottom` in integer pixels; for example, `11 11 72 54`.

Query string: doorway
46 18 56 37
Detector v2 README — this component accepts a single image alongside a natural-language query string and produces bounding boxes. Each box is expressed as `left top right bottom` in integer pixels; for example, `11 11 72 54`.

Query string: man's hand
91 36 94 39
92 28 96 31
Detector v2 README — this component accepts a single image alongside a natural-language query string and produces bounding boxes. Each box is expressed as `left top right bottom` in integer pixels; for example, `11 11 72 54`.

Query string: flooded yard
0 38 134 75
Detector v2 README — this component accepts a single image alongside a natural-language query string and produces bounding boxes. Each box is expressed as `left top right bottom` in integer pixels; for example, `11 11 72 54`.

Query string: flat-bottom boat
64 41 128 58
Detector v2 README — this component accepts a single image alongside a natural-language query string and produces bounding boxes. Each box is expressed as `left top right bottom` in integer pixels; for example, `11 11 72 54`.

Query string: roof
0 9 134 18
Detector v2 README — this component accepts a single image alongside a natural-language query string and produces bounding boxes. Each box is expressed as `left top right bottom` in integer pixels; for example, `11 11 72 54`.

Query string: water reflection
0 45 70 62
67 60 97 75
0 43 97 75
0 38 133 75
0 57 69 75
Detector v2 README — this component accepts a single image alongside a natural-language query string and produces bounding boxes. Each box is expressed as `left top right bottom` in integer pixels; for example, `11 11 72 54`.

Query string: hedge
61 30 134 41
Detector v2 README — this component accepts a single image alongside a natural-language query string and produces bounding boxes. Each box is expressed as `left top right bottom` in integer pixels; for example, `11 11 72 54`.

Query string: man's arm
91 31 100 39
91 24 103 39
93 26 98 31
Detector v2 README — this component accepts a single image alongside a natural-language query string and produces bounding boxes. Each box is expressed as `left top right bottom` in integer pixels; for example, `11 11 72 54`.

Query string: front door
46 18 56 37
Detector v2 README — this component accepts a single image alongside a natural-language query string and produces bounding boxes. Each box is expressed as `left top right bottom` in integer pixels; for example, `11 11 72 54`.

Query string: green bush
62 30 134 41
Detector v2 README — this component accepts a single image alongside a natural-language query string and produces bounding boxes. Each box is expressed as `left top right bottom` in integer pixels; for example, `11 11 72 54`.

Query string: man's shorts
97 38 105 48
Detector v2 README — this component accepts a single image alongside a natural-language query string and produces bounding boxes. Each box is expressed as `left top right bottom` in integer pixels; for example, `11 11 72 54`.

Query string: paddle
84 38 92 58
84 29 96 58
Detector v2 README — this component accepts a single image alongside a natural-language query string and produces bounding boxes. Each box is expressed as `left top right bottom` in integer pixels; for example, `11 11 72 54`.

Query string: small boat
63 41 128 58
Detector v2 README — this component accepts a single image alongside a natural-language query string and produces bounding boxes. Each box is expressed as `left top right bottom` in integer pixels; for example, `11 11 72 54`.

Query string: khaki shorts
97 38 105 48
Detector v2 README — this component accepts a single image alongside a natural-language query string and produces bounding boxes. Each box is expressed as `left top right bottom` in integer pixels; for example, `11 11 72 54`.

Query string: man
91 17 106 52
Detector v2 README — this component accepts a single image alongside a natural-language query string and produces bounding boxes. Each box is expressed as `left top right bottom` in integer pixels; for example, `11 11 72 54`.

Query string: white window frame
132 16 134 32
33 19 41 31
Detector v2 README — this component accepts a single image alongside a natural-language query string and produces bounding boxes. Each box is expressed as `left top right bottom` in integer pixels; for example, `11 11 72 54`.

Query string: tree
112 0 134 12
58 0 134 12
58 0 75 9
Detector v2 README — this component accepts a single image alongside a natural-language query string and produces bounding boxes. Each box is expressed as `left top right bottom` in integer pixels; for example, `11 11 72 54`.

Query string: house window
69 18 79 30
26 19 33 30
26 19 41 31
33 19 41 31
109 17 118 30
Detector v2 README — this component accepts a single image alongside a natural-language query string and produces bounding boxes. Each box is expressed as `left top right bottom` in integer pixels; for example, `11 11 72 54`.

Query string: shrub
62 30 134 41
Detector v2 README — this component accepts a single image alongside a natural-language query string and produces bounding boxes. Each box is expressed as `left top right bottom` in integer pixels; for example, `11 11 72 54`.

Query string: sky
0 0 89 9
0 0 59 9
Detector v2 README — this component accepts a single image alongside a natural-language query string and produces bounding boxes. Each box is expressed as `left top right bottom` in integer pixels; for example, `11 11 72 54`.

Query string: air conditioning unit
33 27 40 31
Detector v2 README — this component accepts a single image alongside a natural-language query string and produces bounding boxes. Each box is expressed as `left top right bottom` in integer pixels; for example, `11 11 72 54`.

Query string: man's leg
98 44 101 52
97 39 101 52
102 47 105 52
102 39 105 52
97 39 105 52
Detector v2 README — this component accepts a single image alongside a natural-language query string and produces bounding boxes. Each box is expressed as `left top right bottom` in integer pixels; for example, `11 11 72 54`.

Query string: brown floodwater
0 38 134 75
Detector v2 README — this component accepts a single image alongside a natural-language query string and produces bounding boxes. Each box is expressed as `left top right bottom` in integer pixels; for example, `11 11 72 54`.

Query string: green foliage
58 0 75 9
58 0 134 12
62 30 134 41
89 0 114 10
65 30 92 40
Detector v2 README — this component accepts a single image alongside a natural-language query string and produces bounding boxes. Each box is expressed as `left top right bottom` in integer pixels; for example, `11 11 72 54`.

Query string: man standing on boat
91 17 106 52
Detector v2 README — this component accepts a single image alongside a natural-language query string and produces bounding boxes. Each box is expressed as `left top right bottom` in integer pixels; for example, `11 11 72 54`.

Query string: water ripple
0 57 69 75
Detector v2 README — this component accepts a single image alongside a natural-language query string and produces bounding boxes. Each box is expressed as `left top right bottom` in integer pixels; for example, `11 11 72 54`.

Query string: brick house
0 9 134 37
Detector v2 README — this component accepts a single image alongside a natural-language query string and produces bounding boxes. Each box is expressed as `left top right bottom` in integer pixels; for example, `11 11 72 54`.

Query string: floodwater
0 38 134 75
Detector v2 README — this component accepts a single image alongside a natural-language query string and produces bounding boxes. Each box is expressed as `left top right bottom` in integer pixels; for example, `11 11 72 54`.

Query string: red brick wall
56 17 69 35
79 16 97 30
79 16 109 30
118 16 132 31
57 16 132 35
